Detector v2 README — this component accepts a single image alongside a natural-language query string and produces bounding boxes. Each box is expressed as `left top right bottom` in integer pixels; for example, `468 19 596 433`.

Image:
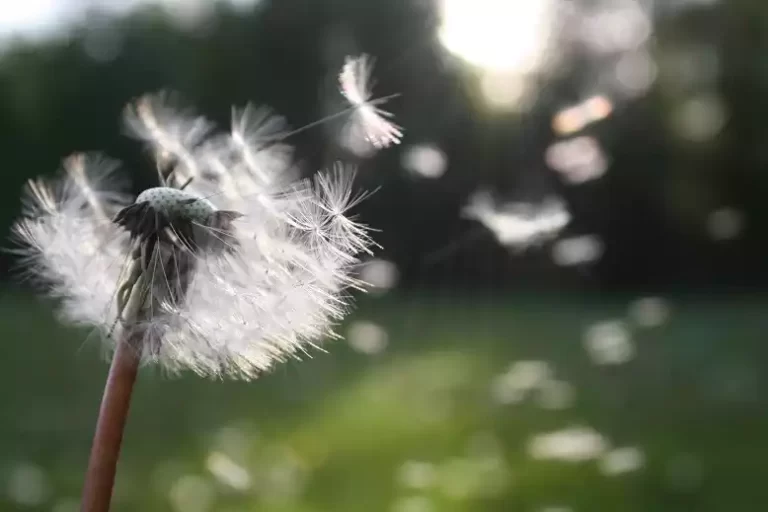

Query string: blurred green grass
1 289 767 512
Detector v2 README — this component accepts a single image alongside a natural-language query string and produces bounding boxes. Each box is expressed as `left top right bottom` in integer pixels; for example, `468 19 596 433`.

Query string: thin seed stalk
81 272 149 512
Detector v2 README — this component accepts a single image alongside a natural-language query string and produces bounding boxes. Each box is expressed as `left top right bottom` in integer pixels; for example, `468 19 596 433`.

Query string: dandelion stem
82 272 148 512
80 335 140 512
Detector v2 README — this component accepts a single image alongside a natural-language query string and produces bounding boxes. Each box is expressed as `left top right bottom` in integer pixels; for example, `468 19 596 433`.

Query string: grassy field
0 289 766 512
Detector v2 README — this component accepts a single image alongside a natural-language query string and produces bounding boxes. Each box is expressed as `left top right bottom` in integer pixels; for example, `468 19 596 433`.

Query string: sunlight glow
439 0 555 73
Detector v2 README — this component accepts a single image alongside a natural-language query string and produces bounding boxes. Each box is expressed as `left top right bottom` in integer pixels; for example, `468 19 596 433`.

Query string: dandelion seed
552 235 604 266
583 320 634 366
396 461 436 490
169 475 215 512
528 426 608 462
463 191 570 250
339 54 403 151
627 297 670 328
599 446 645 476
359 258 399 293
206 452 251 491
402 144 447 179
6 463 49 507
347 320 389 355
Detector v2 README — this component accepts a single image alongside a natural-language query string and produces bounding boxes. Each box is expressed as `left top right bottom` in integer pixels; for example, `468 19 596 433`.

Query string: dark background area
0 0 763 293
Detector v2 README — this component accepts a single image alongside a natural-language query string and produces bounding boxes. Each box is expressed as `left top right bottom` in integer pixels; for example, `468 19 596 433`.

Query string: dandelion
339 54 403 150
11 92 381 511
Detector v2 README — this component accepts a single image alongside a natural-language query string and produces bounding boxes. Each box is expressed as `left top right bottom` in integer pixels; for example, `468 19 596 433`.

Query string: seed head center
135 187 216 224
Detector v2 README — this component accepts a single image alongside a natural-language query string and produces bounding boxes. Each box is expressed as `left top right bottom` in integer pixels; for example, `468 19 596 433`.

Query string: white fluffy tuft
339 54 403 150
12 154 132 333
13 96 377 380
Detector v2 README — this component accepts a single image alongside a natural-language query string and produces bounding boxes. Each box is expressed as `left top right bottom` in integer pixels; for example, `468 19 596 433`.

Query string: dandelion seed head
134 187 217 224
12 92 379 380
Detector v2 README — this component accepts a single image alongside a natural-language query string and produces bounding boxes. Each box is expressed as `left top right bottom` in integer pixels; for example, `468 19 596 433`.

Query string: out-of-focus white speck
402 144 448 179
463 192 571 250
584 320 634 365
546 136 608 184
206 452 251 491
614 50 657 97
672 94 727 142
397 461 436 490
212 425 252 458
169 475 215 512
347 321 389 355
579 3 651 54
360 259 399 294
491 360 552 404
599 446 645 475
6 463 49 506
528 426 609 462
627 297 670 328
552 235 604 266
707 207 744 241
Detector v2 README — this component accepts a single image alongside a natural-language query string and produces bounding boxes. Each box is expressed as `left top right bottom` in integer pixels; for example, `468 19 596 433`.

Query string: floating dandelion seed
6 463 49 507
528 426 608 462
347 320 389 355
169 475 215 512
627 297 670 328
545 136 609 184
490 360 552 405
339 54 403 150
599 446 645 476
206 452 251 491
402 144 448 179
463 191 570 250
584 320 634 365
11 89 387 512
359 258 399 293
552 235 604 266
397 461 437 490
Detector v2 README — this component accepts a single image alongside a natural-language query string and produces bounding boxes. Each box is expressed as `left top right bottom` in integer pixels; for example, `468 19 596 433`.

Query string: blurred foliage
1 290 768 511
